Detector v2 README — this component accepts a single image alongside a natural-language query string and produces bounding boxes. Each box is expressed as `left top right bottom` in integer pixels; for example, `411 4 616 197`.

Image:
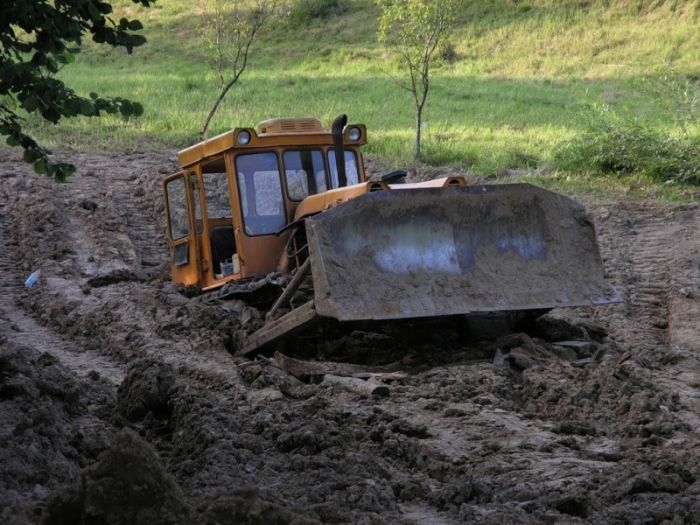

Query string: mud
1 146 699 524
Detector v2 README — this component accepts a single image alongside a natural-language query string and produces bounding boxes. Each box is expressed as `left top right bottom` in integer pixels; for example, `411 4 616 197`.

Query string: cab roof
177 117 366 169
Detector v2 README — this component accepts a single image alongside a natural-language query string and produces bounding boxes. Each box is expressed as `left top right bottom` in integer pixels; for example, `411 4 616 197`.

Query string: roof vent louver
256 118 324 135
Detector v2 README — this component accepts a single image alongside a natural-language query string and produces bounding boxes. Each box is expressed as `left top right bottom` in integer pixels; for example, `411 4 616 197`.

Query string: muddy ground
0 146 699 524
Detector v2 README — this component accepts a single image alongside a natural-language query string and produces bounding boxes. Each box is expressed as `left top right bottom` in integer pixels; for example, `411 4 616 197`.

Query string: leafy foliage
0 0 151 180
643 72 698 136
376 0 459 159
7 0 699 194
552 103 700 185
286 0 349 26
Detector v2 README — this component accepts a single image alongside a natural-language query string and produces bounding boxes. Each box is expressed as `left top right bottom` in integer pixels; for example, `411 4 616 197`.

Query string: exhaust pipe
331 114 347 187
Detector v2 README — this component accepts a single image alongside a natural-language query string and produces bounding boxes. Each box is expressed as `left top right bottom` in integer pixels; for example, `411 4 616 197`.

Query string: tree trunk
415 105 422 160
201 81 234 135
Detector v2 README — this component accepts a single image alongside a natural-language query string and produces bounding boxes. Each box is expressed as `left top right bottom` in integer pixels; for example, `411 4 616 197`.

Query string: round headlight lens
237 130 251 145
348 126 362 142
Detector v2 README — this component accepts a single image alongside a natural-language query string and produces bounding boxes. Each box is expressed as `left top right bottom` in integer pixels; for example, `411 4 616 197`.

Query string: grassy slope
29 0 700 196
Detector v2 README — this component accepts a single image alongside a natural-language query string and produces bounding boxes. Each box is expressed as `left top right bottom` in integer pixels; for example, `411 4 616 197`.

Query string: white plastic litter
24 270 41 288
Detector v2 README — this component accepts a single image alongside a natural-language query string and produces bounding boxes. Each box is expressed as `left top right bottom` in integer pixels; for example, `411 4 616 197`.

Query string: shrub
552 104 700 185
286 0 350 26
438 41 459 64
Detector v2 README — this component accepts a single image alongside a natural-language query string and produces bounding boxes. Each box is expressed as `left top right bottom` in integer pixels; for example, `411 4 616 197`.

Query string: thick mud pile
1 146 699 524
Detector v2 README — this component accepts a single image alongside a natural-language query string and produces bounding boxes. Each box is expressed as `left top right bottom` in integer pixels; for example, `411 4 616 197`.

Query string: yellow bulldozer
163 115 619 355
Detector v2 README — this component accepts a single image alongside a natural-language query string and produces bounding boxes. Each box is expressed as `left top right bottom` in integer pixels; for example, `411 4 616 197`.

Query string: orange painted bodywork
163 117 370 290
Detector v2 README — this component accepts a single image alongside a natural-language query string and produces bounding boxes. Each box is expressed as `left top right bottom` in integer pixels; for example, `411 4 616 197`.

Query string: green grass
23 0 700 198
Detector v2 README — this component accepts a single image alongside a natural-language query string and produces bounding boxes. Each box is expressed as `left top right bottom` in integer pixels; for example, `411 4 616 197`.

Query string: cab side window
202 171 232 219
165 176 190 240
328 150 360 188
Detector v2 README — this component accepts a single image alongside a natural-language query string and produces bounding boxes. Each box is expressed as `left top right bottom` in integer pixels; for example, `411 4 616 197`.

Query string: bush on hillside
552 104 700 185
286 0 350 26
438 41 459 64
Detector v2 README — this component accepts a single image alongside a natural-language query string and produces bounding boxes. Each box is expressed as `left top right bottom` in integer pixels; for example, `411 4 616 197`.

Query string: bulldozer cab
163 117 368 290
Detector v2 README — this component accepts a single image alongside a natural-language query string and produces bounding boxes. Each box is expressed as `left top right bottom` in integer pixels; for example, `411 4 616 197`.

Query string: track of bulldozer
195 272 293 305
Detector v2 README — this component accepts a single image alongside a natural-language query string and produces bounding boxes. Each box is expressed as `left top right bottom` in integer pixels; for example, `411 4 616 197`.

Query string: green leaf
0 0 151 181
79 99 95 115
96 2 113 15
23 148 39 163
61 164 76 177
42 107 61 123
88 2 101 20
46 57 60 73
56 52 76 65
34 159 48 174
126 34 147 47
63 99 80 117
23 95 39 112
119 101 133 117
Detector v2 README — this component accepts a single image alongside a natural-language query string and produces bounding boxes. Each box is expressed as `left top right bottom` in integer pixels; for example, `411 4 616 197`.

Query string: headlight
237 130 251 145
347 126 362 142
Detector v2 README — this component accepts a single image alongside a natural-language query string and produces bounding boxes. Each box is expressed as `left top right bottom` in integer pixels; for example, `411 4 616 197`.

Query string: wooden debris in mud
268 351 408 398
322 374 390 399
492 333 557 370
491 329 619 370
271 351 407 381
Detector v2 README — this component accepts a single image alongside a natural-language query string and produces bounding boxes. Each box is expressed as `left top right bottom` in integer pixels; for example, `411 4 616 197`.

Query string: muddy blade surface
306 183 620 321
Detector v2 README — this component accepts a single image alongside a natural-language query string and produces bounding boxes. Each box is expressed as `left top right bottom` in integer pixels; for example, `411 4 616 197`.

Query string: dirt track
1 147 699 524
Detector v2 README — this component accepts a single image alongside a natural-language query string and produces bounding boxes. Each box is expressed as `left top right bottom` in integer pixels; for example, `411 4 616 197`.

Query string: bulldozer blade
305 183 620 322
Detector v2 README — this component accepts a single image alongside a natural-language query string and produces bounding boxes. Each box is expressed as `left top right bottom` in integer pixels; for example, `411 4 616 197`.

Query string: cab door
164 171 200 286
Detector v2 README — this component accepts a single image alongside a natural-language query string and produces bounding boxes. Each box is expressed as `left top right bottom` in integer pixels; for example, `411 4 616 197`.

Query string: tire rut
594 202 700 431
597 205 676 356
0 204 125 384
50 161 245 393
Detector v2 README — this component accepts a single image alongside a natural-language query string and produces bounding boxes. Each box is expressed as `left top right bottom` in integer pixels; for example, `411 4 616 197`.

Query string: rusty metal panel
306 184 620 321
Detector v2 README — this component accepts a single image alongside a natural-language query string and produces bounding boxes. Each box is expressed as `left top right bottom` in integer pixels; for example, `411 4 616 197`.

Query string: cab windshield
235 152 286 236
283 149 327 201
283 148 361 200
